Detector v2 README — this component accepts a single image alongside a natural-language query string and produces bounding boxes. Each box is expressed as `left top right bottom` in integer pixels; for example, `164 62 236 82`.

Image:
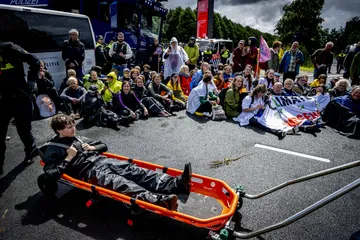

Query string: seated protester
120 68 131 82
190 62 211 90
101 72 122 105
82 66 105 85
224 76 248 118
268 82 283 96
28 60 60 115
112 81 149 121
141 64 151 83
223 66 234 83
322 86 360 138
241 64 255 92
325 76 340 91
282 79 299 96
258 69 275 90
186 74 220 117
293 75 310 95
133 76 171 117
310 74 327 88
233 84 287 139
59 69 83 95
213 71 225 91
129 68 140 86
217 63 224 72
43 114 192 210
60 77 87 119
134 65 141 72
82 85 119 128
234 84 266 126
148 74 174 112
332 86 360 115
329 79 350 99
179 65 191 96
84 70 105 92
166 73 188 110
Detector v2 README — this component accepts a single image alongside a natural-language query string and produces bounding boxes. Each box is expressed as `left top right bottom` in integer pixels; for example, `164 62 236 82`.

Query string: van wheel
37 173 58 195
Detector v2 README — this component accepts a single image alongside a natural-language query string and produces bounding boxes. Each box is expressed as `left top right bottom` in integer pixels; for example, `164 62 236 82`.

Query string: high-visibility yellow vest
338 53 346 58
221 50 230 58
0 56 14 70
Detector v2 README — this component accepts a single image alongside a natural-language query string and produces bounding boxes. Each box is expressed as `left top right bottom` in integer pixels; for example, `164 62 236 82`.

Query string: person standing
350 51 360 86
232 40 249 74
184 37 199 71
336 50 346 74
62 29 85 79
148 38 163 72
95 35 106 69
267 41 282 72
279 41 304 82
0 42 40 174
109 32 133 78
220 46 230 65
203 46 213 64
163 37 189 83
311 42 334 78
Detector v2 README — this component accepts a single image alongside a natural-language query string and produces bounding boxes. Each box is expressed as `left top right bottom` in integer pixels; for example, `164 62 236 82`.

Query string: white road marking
254 144 330 163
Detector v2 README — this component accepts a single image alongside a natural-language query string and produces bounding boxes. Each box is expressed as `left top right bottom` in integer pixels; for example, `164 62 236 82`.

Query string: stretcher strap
128 158 133 163
130 197 136 206
162 166 168 173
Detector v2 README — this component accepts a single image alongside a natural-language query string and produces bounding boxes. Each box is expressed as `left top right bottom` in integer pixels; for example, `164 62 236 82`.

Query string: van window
0 9 94 52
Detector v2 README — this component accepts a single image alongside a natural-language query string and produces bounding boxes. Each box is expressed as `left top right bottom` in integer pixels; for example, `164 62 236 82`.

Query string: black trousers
196 101 212 113
85 158 184 204
0 95 36 170
283 72 297 82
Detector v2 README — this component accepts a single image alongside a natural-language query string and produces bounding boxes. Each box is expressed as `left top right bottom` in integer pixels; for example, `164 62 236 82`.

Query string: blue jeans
112 64 126 78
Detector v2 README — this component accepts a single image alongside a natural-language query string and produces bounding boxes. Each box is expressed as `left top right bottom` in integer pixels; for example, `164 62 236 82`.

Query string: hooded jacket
163 37 189 79
102 72 122 103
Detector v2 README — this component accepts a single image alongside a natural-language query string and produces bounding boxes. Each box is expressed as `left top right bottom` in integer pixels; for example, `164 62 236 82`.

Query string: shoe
194 111 204 117
162 194 178 210
75 113 81 119
203 112 212 117
181 163 192 194
276 130 286 140
23 156 35 164
287 126 299 135
6 136 10 141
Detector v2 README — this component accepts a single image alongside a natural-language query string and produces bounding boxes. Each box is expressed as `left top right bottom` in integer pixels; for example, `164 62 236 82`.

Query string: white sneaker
203 112 212 117
287 126 300 135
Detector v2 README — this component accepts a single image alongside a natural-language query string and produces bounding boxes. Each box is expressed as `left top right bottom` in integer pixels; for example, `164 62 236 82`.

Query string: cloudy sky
163 0 360 34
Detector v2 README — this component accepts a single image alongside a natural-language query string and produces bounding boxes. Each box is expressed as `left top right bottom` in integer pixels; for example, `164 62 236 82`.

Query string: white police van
0 4 96 89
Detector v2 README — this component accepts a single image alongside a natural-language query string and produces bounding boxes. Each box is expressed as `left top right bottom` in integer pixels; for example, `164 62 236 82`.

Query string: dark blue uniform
0 42 40 173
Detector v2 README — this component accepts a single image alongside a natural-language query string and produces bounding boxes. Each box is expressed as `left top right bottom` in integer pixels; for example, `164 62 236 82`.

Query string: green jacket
224 88 240 117
350 52 360 80
184 44 199 65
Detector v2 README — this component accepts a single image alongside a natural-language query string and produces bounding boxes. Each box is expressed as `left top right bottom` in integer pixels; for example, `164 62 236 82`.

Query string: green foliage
275 0 325 53
162 6 275 46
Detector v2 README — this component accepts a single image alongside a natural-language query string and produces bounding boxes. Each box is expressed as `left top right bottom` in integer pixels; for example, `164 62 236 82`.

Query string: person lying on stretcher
42 114 192 210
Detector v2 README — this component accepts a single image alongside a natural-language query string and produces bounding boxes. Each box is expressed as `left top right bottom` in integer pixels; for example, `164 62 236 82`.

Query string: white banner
257 94 330 131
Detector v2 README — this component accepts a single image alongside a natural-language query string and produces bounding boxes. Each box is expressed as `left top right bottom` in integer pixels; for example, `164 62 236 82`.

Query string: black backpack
218 87 230 107
219 88 251 113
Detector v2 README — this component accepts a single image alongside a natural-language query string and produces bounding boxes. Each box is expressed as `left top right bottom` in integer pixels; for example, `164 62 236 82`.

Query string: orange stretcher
38 153 360 240
38 152 240 231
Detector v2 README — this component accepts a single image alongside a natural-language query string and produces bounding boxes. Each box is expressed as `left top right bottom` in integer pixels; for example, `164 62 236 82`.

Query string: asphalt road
0 66 359 240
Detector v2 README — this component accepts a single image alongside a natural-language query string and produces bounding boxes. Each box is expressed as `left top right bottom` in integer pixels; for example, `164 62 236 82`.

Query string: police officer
336 50 346 74
203 46 213 64
220 46 230 64
95 35 106 69
0 42 40 175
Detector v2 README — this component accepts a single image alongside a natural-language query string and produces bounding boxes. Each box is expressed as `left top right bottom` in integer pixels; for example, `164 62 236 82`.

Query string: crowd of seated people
32 55 358 139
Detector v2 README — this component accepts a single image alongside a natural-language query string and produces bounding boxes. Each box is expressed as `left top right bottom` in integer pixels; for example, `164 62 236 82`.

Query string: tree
177 7 197 42
275 0 325 53
162 7 182 42
212 13 223 39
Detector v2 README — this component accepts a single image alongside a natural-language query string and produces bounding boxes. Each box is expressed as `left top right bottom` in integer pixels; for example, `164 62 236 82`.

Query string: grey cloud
323 0 360 15
215 0 271 5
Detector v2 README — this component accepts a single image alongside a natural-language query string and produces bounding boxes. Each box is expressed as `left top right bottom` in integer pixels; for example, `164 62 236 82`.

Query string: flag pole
256 37 261 80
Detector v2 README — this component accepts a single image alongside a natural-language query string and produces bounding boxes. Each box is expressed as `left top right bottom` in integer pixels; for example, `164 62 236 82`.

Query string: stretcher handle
244 160 360 199
232 178 360 239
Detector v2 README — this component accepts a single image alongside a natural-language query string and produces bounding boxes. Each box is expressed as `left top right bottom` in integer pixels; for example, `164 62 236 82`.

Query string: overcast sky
163 0 360 34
